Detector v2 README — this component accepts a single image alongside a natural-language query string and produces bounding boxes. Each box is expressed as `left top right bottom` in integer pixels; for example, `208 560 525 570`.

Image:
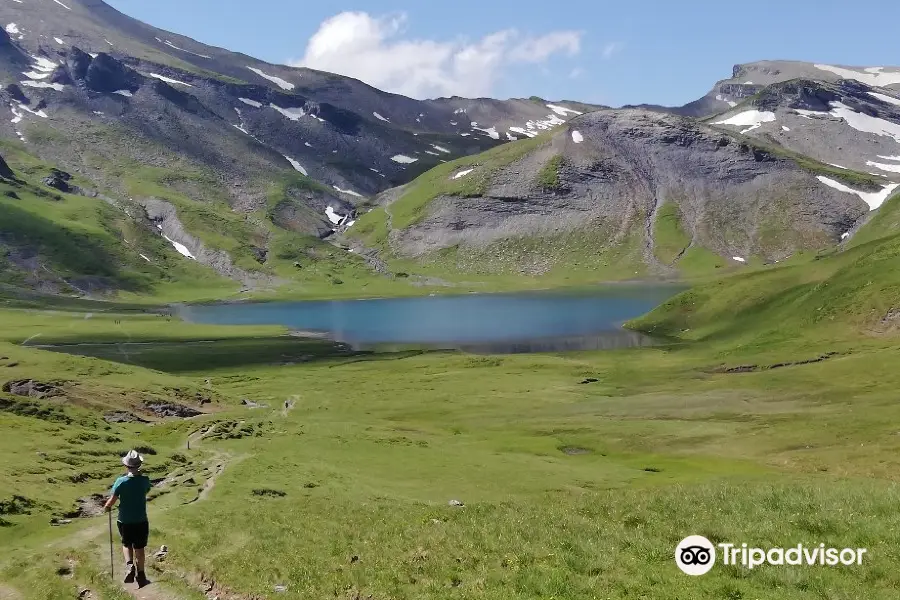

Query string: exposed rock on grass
251 488 286 498
2 379 64 399
103 411 149 424
63 494 106 518
142 401 203 418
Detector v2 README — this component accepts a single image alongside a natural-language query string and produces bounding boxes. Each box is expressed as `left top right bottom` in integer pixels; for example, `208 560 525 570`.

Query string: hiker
103 450 152 588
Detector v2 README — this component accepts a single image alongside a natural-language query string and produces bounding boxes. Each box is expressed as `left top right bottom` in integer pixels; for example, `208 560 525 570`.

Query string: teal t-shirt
111 473 152 524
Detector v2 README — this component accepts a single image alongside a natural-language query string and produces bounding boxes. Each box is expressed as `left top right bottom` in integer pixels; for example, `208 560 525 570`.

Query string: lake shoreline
175 278 688 309
176 285 684 354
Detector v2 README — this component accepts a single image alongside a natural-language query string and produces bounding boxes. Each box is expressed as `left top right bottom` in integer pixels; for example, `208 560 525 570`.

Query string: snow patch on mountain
571 130 583 143
158 38 212 59
713 110 776 134
30 56 57 73
509 126 537 138
52 0 71 10
113 90 133 97
373 112 390 122
247 66 295 91
158 230 195 259
23 70 51 80
452 168 474 180
715 94 738 108
829 101 900 144
284 156 307 176
546 104 582 117
814 64 900 88
868 91 900 107
149 73 193 87
391 155 418 164
270 104 306 121
867 160 900 173
21 81 65 91
473 125 500 139
817 176 900 210
326 206 351 226
5 23 19 35
333 185 363 198
18 104 47 118
54 37 64 45
431 145 451 154
239 98 262 108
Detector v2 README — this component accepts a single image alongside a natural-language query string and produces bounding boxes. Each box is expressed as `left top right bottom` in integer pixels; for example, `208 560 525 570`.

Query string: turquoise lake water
178 286 681 353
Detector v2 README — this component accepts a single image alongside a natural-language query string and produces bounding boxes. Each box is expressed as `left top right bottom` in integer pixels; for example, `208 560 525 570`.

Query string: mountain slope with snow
349 109 887 278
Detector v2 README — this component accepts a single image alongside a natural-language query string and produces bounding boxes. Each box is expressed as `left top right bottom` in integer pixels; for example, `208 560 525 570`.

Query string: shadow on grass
37 335 382 373
0 201 154 294
0 284 161 313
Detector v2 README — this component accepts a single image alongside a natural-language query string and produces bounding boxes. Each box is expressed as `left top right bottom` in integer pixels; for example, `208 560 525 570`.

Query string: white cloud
292 12 583 99
602 41 623 59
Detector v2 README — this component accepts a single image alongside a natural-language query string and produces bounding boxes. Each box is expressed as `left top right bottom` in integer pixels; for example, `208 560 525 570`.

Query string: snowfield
828 101 900 144
866 160 900 174
149 73 193 87
333 186 363 198
817 176 900 210
814 64 900 88
161 234 195 259
868 91 900 107
283 156 308 176
546 104 583 117
247 66 295 91
270 104 306 121
713 110 776 134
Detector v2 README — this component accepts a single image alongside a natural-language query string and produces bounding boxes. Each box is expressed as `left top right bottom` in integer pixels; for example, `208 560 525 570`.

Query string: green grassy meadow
2 213 900 599
3 135 900 598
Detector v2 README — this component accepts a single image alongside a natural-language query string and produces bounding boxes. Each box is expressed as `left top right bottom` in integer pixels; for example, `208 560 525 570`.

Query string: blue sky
107 0 900 106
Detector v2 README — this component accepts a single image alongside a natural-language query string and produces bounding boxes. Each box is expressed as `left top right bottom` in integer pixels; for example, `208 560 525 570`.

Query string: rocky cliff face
0 0 595 208
376 110 876 274
625 60 900 118
708 79 900 180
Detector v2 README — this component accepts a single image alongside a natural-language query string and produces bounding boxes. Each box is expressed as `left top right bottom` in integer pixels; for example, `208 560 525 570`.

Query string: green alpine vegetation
1 9 899 598
2 216 900 598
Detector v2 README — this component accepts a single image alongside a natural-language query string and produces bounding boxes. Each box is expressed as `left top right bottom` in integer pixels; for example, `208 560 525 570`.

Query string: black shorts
117 521 149 549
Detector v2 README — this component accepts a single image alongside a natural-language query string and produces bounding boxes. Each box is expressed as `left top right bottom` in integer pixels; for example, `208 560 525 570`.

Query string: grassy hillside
2 264 900 598
630 226 900 359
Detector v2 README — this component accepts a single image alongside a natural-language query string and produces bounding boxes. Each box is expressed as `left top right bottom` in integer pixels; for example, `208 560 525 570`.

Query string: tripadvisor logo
675 536 868 576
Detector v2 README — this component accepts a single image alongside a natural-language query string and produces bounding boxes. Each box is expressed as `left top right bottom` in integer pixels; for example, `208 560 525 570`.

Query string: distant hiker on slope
104 450 152 588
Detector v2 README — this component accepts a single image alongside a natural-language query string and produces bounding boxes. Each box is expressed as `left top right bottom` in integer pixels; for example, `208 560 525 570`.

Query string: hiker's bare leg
134 548 145 572
122 546 134 563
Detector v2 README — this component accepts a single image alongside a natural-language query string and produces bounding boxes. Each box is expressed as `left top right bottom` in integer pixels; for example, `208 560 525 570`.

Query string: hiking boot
123 562 135 584
136 570 150 588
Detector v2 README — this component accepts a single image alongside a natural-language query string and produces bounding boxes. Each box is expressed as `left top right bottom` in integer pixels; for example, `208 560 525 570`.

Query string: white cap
122 450 144 468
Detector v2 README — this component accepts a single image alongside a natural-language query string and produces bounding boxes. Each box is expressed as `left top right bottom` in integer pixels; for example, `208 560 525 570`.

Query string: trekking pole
108 511 114 580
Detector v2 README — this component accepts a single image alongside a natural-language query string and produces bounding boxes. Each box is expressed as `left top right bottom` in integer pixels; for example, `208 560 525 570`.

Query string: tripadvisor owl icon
676 535 716 576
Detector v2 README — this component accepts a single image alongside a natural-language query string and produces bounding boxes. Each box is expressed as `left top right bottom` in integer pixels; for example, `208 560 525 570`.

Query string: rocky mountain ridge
351 109 886 278
0 0 899 294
